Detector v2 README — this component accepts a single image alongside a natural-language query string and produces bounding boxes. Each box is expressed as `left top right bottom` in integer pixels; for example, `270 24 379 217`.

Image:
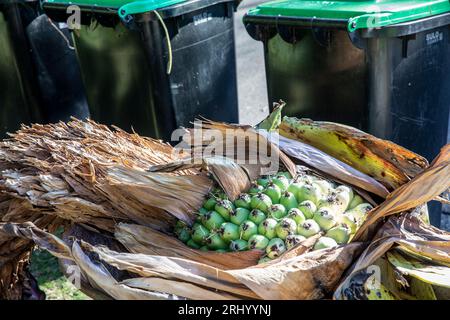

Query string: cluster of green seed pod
175 171 374 263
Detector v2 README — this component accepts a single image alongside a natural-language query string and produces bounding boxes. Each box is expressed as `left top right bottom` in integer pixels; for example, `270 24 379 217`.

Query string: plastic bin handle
118 0 185 21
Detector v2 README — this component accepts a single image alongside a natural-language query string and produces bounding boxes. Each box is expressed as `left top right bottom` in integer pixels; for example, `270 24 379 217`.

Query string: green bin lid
43 0 187 19
246 0 450 32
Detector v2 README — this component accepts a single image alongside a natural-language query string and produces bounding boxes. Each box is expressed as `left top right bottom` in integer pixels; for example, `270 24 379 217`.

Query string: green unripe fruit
295 174 314 185
230 207 250 225
313 236 338 250
258 218 278 239
298 200 317 219
278 171 293 180
229 239 248 251
187 239 201 249
326 224 351 244
265 238 286 259
211 187 221 194
199 245 209 251
248 234 269 250
192 223 210 245
339 213 358 233
239 220 258 241
176 227 191 243
248 183 264 195
348 194 364 210
206 233 228 250
287 182 305 199
198 207 208 215
313 179 334 195
267 204 287 220
257 177 270 187
297 219 321 238
313 207 337 231
349 203 374 220
263 182 282 204
287 208 306 225
280 191 298 211
320 190 351 214
218 222 240 243
297 183 323 204
335 185 354 203
272 175 289 192
285 234 306 250
258 257 272 264
214 199 234 221
215 191 228 200
275 218 297 240
175 220 188 230
202 211 225 231
250 193 272 213
234 193 252 209
249 209 266 225
203 196 217 211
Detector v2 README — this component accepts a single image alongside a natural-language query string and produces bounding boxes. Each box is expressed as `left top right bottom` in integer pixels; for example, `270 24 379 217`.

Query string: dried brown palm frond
182 119 297 180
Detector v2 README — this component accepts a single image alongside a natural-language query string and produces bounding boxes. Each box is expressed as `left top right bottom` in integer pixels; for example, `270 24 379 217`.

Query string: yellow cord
153 10 173 75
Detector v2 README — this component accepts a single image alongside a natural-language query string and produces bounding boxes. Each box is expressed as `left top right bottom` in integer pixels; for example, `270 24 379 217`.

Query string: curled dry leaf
149 156 249 201
353 144 450 241
334 213 450 300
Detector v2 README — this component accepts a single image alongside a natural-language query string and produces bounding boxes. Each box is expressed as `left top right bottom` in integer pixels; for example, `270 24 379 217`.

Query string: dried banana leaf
149 156 250 201
334 213 450 300
353 144 450 240
0 119 213 231
106 166 212 224
0 119 215 297
115 223 262 270
0 221 363 300
272 132 389 198
183 119 297 181
228 243 363 300
387 250 450 288
280 117 428 189
0 118 447 300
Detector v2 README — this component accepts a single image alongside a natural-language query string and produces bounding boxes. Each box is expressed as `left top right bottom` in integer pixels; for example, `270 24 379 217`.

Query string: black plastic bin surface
0 1 42 137
44 0 239 142
0 0 89 137
245 9 450 226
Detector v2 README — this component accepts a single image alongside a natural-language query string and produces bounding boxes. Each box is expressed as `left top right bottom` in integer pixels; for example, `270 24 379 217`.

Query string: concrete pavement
234 0 269 126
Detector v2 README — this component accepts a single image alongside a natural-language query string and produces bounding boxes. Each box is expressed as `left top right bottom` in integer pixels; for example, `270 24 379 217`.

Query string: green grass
30 249 90 300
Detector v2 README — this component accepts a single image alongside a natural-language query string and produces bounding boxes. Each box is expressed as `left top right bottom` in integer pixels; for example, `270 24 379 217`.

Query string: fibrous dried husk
0 119 211 298
0 221 363 300
334 213 450 299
